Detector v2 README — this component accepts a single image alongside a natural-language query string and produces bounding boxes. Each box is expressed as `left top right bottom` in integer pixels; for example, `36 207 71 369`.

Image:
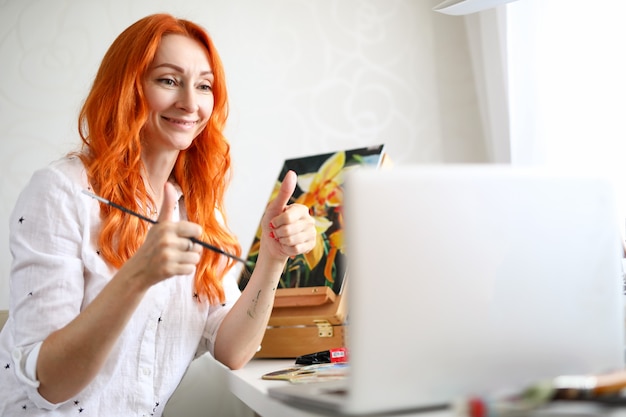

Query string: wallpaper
0 0 485 308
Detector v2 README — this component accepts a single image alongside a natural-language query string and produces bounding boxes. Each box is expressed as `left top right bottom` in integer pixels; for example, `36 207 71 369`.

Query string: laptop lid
270 165 625 415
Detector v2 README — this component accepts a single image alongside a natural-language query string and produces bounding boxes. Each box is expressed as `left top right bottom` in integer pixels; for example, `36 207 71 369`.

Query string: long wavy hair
76 14 241 304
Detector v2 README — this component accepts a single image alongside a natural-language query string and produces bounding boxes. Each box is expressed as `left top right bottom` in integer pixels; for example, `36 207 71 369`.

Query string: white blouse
0 156 241 416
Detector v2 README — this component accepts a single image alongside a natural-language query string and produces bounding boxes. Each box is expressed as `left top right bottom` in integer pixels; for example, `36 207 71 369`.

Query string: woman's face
142 34 214 152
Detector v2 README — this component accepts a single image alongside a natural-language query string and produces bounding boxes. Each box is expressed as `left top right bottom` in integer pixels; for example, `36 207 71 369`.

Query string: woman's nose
176 88 199 112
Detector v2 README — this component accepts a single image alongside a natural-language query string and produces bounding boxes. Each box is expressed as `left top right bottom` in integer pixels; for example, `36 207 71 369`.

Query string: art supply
262 363 350 384
457 369 626 417
295 347 349 365
552 370 626 399
81 190 253 266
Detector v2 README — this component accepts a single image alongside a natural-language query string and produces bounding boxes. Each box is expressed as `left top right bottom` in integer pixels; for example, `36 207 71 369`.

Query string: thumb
268 170 297 213
156 182 177 223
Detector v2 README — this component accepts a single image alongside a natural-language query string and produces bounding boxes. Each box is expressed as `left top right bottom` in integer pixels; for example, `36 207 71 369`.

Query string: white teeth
165 117 196 126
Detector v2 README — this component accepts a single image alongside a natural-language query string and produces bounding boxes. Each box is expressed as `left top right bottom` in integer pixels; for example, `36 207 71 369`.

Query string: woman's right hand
123 182 203 288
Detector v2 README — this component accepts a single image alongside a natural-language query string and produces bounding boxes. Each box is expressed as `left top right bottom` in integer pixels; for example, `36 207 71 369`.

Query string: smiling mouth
162 116 198 127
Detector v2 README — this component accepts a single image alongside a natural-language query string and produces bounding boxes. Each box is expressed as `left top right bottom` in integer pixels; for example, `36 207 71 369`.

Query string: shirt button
142 367 152 376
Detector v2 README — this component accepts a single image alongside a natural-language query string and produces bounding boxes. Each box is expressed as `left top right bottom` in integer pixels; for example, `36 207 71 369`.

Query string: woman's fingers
268 204 316 255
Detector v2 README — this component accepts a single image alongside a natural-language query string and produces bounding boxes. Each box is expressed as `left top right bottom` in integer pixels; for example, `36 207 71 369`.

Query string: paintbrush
82 190 254 267
455 369 626 416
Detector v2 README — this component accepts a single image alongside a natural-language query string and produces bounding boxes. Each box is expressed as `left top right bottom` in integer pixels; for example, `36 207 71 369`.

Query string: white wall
0 0 485 309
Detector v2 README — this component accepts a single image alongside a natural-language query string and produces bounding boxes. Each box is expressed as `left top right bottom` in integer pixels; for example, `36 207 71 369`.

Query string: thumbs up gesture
260 170 316 260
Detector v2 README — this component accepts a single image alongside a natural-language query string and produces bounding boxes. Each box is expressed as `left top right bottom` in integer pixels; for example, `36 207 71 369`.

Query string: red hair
76 14 241 304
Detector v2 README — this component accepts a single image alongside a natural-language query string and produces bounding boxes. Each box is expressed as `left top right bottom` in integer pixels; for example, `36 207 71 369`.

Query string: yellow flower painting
238 145 386 294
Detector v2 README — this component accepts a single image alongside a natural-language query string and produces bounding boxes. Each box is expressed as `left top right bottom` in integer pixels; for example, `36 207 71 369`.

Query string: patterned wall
0 0 485 308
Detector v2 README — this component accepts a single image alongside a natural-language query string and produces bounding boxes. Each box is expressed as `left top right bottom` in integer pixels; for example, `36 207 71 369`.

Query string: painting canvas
238 144 387 294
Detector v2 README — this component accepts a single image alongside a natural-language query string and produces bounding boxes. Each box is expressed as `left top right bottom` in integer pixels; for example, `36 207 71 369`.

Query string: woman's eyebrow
151 62 213 76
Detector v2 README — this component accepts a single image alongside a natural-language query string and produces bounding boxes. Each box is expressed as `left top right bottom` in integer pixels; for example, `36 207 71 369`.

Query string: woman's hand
260 170 316 261
123 182 203 288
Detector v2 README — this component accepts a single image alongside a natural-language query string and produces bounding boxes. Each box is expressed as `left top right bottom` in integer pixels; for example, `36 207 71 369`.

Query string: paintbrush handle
553 370 626 399
108 200 158 224
188 236 251 265
593 370 626 395
82 190 253 266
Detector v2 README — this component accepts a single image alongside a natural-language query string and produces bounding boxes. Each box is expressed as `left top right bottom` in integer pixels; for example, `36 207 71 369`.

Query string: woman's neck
141 150 179 212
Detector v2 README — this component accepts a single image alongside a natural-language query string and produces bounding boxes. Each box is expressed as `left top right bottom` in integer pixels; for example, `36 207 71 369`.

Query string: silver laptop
269 165 625 415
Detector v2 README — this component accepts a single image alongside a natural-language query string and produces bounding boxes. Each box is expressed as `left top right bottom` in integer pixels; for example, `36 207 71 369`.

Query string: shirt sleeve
8 160 89 409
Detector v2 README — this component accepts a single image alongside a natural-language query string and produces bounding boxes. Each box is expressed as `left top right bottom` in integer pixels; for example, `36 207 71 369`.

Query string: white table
227 359 452 417
225 359 624 417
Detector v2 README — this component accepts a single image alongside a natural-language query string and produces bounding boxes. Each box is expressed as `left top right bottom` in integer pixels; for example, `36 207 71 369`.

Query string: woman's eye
157 78 177 87
198 83 212 92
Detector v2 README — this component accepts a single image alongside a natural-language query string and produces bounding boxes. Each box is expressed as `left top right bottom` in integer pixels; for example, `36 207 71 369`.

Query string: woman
0 14 315 416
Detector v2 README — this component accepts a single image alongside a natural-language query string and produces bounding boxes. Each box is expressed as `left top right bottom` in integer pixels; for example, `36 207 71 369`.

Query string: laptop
268 165 625 415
